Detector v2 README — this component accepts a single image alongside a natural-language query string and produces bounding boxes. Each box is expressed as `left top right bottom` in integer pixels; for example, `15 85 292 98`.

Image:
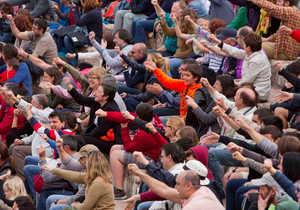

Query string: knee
124 13 133 20
274 107 286 116
110 150 122 160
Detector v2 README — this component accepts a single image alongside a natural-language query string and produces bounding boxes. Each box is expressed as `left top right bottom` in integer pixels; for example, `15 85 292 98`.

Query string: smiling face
50 116 65 130
43 72 55 84
94 85 107 103
88 75 100 90
165 120 175 138
182 71 198 86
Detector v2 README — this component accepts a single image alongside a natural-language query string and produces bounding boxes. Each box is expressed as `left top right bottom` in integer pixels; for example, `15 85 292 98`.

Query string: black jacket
69 88 122 144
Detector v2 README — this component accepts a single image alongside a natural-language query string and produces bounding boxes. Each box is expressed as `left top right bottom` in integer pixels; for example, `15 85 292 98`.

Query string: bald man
118 43 148 95
127 164 224 210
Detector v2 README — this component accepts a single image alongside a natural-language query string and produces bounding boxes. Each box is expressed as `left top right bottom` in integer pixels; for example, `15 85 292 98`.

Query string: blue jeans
225 179 248 210
168 58 183 79
46 195 71 210
124 97 140 113
24 165 40 201
118 82 142 95
154 107 180 117
24 156 40 165
0 32 12 43
38 189 73 210
134 19 155 44
208 149 243 190
137 201 154 210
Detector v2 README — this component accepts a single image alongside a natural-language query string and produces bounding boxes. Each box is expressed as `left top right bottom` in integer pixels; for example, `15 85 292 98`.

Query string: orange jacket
153 67 202 120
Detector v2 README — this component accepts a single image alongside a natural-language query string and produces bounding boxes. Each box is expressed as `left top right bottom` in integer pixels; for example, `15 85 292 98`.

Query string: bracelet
54 199 59 204
10 22 15 27
100 49 105 53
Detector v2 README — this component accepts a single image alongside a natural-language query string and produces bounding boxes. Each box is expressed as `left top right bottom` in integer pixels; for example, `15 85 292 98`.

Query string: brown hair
176 126 199 145
244 33 262 53
277 136 300 156
14 14 32 32
16 9 32 23
0 2 13 15
180 9 198 34
7 58 20 70
209 18 227 35
45 67 62 85
83 0 99 13
0 142 9 160
148 53 170 74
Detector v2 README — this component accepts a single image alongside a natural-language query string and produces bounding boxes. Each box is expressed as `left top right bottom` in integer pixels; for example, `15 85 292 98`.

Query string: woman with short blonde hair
3 176 27 201
165 117 185 141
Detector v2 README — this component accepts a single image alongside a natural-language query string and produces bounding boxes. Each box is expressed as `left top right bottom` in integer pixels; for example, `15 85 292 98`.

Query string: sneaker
114 188 126 200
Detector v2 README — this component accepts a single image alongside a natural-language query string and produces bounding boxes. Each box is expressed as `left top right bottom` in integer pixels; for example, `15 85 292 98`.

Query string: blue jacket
208 0 234 25
0 62 31 96
188 0 208 18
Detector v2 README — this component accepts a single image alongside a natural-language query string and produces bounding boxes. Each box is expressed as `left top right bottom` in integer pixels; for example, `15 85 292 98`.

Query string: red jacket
106 112 163 162
0 102 24 141
291 29 300 43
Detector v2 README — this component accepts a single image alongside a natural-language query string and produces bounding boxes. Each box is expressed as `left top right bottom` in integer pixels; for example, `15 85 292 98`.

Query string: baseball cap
251 173 286 202
183 160 210 185
73 144 99 159
217 27 237 40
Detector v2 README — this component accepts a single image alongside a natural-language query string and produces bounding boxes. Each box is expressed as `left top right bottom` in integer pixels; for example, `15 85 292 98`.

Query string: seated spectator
126 161 224 209
251 173 299 210
164 117 185 141
0 83 24 142
131 0 176 45
40 66 107 126
45 144 97 210
0 2 14 43
12 196 35 210
0 44 31 96
121 52 169 113
173 126 199 145
0 142 14 176
208 33 271 102
66 78 122 153
214 75 236 100
271 61 300 129
48 0 71 31
112 0 155 34
13 13 32 52
24 135 80 210
7 0 55 20
81 29 133 79
96 103 163 198
148 0 187 57
7 16 57 77
42 150 115 210
159 8 198 79
252 0 300 60
116 43 148 95
0 174 27 209
132 144 185 209
55 0 102 66
0 58 19 82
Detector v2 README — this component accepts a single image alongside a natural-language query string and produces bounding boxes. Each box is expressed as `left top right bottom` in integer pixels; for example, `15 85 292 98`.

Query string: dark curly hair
209 18 227 35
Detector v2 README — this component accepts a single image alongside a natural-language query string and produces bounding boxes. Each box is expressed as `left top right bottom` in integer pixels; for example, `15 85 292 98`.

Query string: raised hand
185 95 197 108
159 12 166 24
63 77 72 89
40 133 49 141
185 38 195 45
56 137 63 148
274 90 293 103
170 14 178 24
128 163 143 176
7 15 13 22
53 57 66 66
200 131 220 145
39 82 54 89
53 4 59 10
274 61 283 71
146 83 163 95
200 77 211 88
41 165 54 172
208 34 221 45
235 118 250 130
122 195 138 210
151 0 158 6
18 48 28 58
114 46 122 55
212 106 225 117
89 31 95 42
227 142 240 152
280 25 292 35
121 111 134 121
133 151 149 166
144 60 157 71
38 145 46 159
101 39 107 49
232 151 246 162
215 97 227 110
184 15 191 22
66 53 75 59
200 40 209 48
95 109 107 118
145 122 157 134
14 138 24 145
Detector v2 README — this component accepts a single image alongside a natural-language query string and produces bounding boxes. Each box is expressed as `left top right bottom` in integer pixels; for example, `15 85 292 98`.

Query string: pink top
181 187 224 210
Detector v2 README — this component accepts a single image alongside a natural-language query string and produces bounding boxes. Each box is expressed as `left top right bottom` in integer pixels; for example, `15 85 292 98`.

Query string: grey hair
101 74 118 89
32 94 49 109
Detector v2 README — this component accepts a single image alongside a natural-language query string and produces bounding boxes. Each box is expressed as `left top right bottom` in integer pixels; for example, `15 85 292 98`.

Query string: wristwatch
54 199 59 204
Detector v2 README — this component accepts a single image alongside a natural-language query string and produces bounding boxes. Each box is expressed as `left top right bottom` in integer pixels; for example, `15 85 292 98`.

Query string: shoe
114 188 126 200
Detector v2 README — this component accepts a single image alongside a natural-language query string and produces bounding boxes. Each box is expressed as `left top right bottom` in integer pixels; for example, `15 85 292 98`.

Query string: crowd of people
0 0 300 209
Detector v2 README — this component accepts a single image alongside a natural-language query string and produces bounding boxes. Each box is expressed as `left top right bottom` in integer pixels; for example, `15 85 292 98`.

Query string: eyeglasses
88 76 99 80
131 51 136 55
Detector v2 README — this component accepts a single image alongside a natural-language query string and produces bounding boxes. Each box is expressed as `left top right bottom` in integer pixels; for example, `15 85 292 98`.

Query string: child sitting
0 58 19 82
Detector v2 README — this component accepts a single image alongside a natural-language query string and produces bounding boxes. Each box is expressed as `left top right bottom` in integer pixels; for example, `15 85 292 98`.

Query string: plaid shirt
252 0 300 60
